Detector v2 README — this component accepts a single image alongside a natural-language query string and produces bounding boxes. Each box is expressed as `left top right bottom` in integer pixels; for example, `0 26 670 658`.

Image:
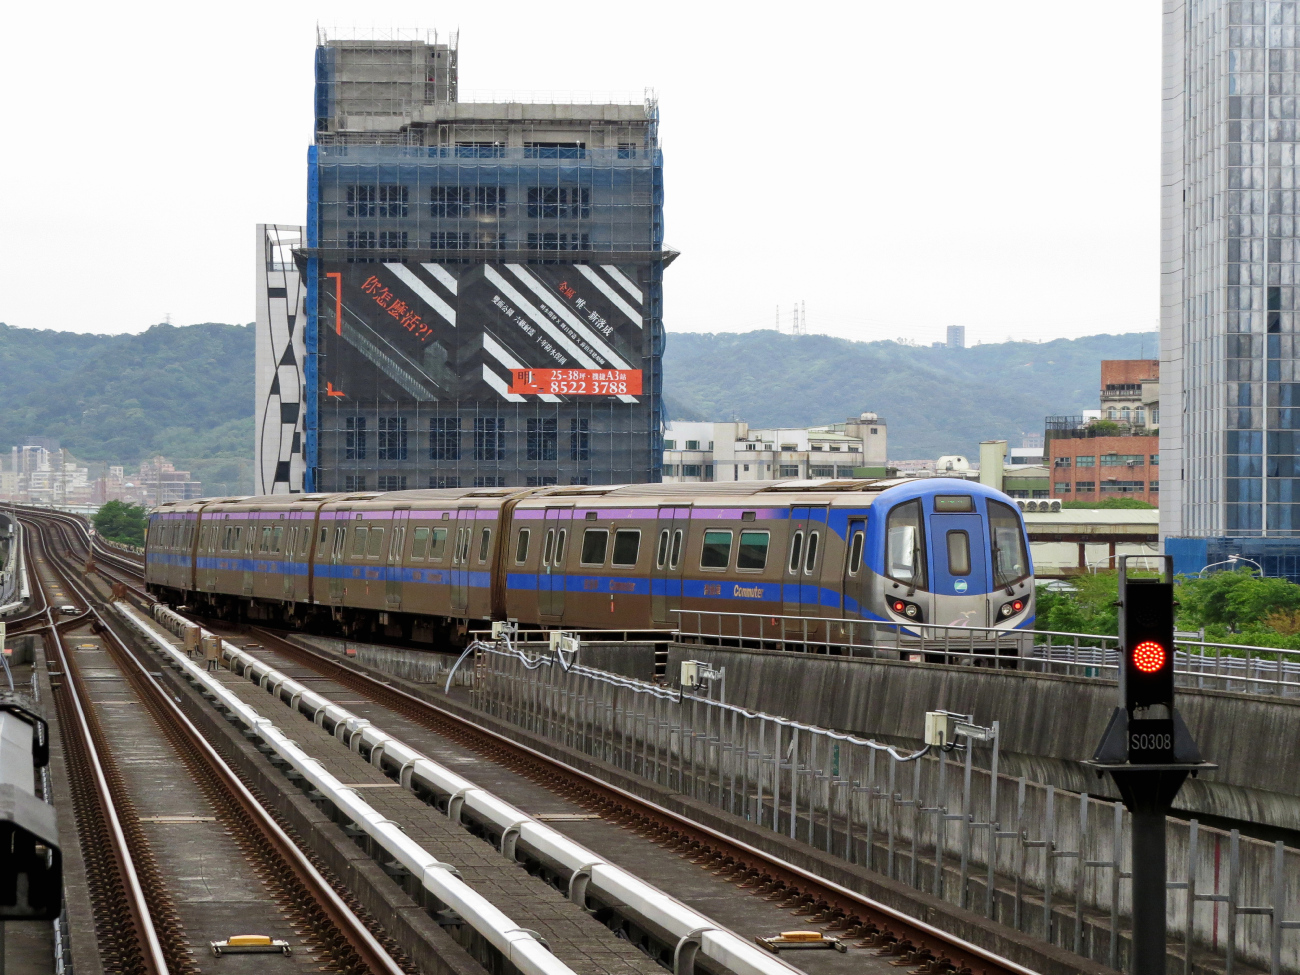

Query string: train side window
804 531 820 574
258 526 271 552
366 528 385 559
612 529 640 567
700 530 733 569
885 500 928 589
350 527 368 557
245 527 256 554
430 527 448 559
947 530 971 576
543 529 555 565
581 528 609 566
478 528 492 562
515 529 530 563
200 525 210 551
272 525 284 553
737 530 769 570
787 531 803 574
298 527 311 557
555 529 567 564
389 528 404 562
669 529 683 569
332 527 346 557
655 529 670 568
411 527 430 559
319 526 329 548
848 531 865 574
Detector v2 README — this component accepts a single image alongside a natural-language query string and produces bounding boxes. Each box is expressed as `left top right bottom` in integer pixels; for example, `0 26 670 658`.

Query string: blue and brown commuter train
144 478 1035 651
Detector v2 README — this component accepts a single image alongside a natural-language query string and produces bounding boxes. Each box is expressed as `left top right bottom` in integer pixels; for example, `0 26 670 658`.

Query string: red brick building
1047 359 1160 506
1049 435 1159 505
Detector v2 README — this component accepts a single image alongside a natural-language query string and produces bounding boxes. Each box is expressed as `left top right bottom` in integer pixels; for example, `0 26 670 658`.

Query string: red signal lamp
1132 640 1166 674
892 600 905 613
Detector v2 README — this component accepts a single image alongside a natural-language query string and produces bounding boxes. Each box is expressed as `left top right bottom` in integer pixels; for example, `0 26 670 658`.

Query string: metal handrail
669 609 1300 698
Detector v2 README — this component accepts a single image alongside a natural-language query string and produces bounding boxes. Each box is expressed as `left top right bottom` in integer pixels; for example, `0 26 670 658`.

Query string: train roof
160 478 1010 513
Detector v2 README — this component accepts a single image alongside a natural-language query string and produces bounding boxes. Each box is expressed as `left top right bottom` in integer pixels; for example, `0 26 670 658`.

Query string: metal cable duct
139 604 803 975
117 603 576 975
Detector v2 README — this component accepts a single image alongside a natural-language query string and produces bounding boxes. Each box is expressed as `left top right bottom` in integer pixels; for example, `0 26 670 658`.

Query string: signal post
1085 556 1216 975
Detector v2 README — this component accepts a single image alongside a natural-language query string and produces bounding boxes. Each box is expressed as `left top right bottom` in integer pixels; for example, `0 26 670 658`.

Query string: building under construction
256 30 669 494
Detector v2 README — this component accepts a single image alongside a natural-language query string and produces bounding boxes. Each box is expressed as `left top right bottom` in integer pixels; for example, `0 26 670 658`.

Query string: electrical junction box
924 711 951 748
490 621 509 640
548 631 579 656
680 660 699 688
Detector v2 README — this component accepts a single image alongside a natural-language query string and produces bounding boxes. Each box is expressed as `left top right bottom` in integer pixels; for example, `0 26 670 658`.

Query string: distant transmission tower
790 300 807 335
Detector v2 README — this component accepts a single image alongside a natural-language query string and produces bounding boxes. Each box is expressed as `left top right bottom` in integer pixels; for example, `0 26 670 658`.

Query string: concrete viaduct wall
664 644 1300 833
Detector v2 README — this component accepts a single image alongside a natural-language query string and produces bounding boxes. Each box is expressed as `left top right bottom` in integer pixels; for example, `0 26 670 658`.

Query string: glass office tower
1164 0 1300 579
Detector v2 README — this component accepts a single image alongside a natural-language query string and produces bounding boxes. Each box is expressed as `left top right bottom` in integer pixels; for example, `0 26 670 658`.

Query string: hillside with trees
662 330 1158 459
0 322 254 495
0 321 1155 492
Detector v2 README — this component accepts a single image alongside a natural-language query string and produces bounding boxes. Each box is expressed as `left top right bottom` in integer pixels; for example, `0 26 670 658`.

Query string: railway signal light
1119 561 1175 714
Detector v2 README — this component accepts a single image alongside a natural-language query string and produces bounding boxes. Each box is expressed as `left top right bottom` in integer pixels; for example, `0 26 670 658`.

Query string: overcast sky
0 1 1159 345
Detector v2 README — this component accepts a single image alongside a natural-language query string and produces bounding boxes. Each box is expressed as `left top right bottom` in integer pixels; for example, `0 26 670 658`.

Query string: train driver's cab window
350 527 368 557
611 529 640 566
885 500 928 589
988 500 1030 587
366 528 385 559
737 531 769 570
946 531 971 576
478 528 492 562
700 530 733 569
411 527 430 559
655 529 670 568
515 529 530 563
580 528 609 565
848 530 865 574
430 527 448 559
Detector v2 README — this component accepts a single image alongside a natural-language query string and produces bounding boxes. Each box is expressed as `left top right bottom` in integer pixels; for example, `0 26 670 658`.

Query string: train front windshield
987 500 1030 588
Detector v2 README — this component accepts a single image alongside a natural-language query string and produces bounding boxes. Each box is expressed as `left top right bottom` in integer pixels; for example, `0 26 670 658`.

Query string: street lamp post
1196 555 1264 577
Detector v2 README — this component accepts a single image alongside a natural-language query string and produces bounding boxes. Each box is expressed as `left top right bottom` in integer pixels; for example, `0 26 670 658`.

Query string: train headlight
999 598 1026 619
889 599 923 622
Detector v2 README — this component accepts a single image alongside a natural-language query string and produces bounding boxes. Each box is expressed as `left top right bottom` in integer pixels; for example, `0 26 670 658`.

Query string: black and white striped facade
254 224 308 494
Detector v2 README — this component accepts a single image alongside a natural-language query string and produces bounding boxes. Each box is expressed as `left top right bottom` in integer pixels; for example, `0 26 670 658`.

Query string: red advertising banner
508 368 643 396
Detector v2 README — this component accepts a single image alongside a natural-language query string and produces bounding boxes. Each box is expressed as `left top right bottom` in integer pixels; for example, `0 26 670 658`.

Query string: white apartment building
662 414 887 483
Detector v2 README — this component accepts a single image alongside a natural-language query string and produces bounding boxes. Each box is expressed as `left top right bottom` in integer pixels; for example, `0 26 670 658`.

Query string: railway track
21 512 411 975
27 507 1044 975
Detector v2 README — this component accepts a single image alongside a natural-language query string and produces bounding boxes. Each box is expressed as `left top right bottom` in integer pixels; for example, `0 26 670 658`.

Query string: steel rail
24 521 172 975
237 625 1037 975
24 512 410 975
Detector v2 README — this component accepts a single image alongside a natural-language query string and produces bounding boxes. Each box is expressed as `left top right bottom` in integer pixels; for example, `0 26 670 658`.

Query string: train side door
242 510 259 595
386 507 410 611
536 507 573 620
927 508 989 612
451 507 475 615
651 506 689 625
840 518 867 617
799 506 831 616
782 505 829 618
328 510 350 604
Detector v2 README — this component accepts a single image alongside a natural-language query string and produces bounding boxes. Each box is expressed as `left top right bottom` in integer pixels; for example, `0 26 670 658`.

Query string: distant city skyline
0 2 1160 347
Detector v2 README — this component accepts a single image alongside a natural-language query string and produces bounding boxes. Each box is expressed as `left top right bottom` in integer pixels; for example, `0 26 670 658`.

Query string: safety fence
472 640 1300 974
672 610 1300 700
